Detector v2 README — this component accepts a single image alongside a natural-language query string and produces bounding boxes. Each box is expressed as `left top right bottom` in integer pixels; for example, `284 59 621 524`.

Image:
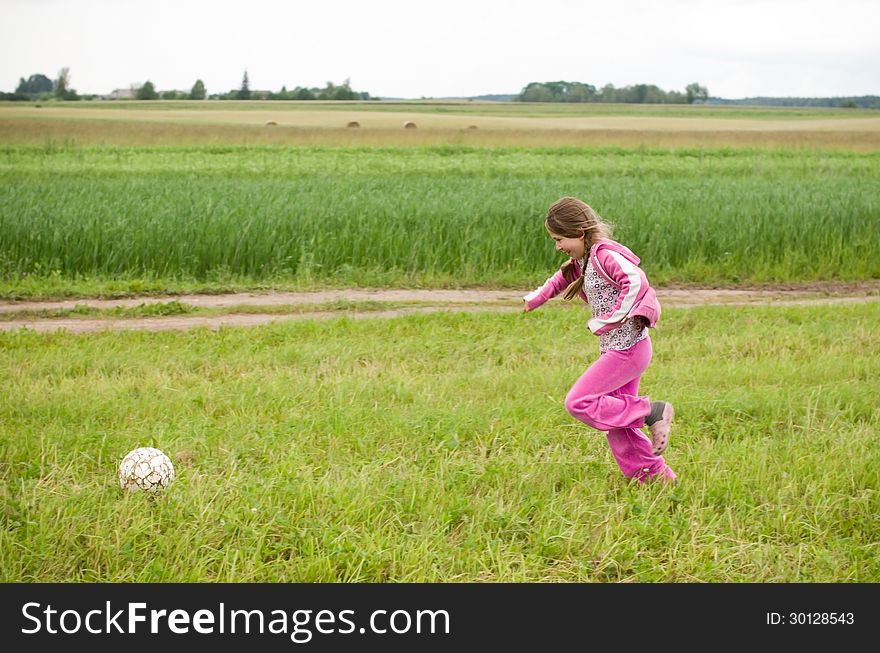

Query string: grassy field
2 144 878 298
1 302 878 582
3 100 880 149
1 101 876 583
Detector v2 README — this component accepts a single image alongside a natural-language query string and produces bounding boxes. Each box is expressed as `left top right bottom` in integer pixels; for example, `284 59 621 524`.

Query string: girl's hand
522 303 532 313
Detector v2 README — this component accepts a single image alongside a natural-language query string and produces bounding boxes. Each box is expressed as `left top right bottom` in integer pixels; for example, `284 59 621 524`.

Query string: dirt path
1 283 878 333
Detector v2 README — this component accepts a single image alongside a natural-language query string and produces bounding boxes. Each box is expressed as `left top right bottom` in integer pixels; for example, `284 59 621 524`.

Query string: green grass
2 145 878 297
1 301 878 581
0 300 196 321
0 298 492 321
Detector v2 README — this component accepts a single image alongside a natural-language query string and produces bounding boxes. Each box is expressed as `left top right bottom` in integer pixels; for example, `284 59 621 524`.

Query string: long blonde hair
545 196 613 301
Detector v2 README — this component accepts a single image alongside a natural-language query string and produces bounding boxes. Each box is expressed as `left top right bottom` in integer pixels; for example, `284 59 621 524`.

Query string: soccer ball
118 447 175 494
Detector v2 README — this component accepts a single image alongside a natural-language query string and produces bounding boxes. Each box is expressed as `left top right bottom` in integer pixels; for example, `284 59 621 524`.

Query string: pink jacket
522 239 661 335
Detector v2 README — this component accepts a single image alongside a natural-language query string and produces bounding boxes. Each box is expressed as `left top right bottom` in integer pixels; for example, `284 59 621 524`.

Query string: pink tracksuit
523 239 674 483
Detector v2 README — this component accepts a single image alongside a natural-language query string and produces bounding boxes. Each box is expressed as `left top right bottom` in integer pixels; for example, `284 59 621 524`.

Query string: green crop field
1 142 878 299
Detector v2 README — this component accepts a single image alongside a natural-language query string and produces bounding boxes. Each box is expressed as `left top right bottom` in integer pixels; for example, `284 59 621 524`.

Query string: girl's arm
587 249 644 335
522 269 569 312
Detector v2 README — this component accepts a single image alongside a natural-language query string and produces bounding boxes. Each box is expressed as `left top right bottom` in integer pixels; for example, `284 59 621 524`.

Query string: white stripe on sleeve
522 287 543 302
587 251 642 332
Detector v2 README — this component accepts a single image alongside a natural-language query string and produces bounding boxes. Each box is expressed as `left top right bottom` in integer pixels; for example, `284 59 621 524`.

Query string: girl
523 196 676 483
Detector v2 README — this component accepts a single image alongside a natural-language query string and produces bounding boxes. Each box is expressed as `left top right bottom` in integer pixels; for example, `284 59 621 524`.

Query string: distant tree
566 82 597 102
272 85 290 100
136 81 159 100
331 78 359 100
190 79 206 100
518 79 703 104
630 85 644 102
237 70 251 100
292 87 315 100
54 67 70 98
599 83 617 102
261 79 369 101
518 82 554 102
686 82 709 104
16 74 53 97
518 81 598 103
53 67 79 100
0 91 30 101
316 81 334 100
615 84 669 103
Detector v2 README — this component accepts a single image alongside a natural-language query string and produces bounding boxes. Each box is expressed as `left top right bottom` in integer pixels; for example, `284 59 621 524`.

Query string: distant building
105 88 136 100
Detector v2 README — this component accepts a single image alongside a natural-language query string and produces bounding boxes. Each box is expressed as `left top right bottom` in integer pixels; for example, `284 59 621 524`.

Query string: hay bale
346 121 360 128
403 121 417 129
265 120 278 126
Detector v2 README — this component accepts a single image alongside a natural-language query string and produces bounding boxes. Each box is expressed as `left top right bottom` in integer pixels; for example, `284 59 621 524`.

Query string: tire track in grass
0 284 878 333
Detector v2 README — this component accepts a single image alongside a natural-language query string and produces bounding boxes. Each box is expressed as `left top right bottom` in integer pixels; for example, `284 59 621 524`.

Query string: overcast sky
1 0 877 98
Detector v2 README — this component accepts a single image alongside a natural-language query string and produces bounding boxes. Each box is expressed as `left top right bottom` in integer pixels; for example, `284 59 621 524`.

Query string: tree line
5 69 874 107
706 96 880 109
141 72 373 101
2 69 373 101
516 80 709 104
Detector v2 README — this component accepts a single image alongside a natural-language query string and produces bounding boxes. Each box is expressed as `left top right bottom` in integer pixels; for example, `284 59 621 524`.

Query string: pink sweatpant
564 337 673 482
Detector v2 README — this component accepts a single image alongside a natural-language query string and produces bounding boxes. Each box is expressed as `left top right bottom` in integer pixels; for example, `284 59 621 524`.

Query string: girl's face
548 229 586 260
